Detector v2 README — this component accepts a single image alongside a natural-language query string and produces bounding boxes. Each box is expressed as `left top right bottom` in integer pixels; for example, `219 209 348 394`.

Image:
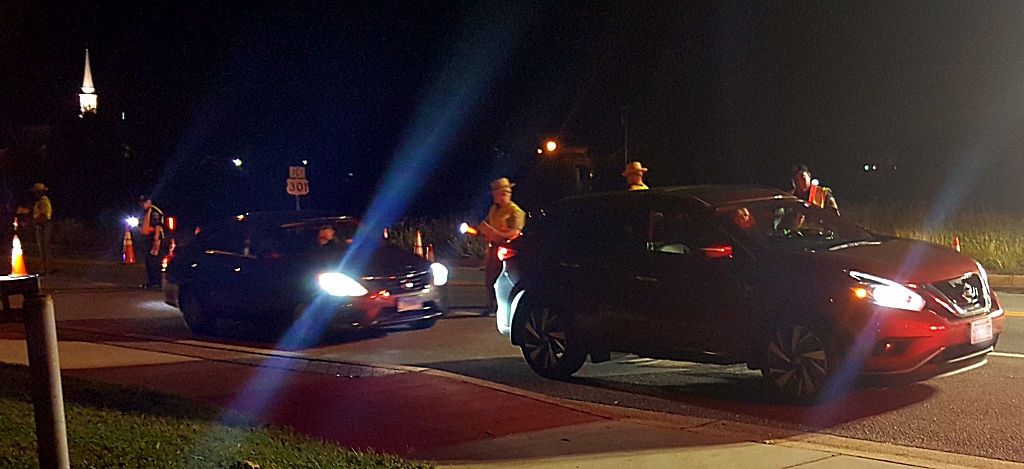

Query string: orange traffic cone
123 227 136 264
10 233 26 276
952 236 961 252
426 244 435 262
414 230 424 257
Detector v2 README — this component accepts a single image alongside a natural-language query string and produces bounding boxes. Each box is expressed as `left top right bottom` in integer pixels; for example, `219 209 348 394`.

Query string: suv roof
553 185 794 210
660 185 794 207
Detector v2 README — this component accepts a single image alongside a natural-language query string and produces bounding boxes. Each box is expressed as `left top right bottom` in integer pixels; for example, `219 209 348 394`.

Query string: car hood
816 238 978 284
299 243 433 277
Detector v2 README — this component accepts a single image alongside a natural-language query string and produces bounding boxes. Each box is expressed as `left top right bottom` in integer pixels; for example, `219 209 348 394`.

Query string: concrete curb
56 324 1024 469
987 274 1024 289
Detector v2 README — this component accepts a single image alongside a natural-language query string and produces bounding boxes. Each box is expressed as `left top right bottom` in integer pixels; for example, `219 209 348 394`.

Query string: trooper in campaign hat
479 178 526 315
622 161 649 191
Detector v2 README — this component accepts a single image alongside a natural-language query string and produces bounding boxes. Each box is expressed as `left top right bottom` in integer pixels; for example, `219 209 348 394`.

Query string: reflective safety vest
807 182 832 209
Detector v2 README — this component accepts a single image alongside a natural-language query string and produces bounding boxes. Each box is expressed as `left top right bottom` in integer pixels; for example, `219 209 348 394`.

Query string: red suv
494 186 1003 402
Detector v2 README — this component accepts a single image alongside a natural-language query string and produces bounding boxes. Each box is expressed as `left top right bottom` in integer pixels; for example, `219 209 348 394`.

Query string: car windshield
255 219 360 256
717 199 876 251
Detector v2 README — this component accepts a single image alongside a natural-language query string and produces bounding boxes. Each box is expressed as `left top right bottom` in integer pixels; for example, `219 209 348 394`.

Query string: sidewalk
2 328 1020 469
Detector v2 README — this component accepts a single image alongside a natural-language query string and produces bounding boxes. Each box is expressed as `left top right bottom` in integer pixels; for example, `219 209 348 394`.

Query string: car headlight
430 263 449 286
849 271 926 311
318 272 368 297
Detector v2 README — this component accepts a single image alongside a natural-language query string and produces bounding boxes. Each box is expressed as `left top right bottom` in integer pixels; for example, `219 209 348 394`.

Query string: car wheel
407 318 437 330
180 287 217 335
761 323 839 404
519 302 586 380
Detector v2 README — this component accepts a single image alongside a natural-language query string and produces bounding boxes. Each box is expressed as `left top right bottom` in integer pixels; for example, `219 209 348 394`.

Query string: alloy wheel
522 307 568 371
765 324 830 401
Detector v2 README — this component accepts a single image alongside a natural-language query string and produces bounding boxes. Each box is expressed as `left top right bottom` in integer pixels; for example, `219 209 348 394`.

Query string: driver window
648 210 691 255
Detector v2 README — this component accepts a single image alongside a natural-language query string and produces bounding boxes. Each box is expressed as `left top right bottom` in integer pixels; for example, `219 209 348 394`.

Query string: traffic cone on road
414 231 424 257
10 233 26 276
952 236 961 252
122 227 136 264
426 244 435 262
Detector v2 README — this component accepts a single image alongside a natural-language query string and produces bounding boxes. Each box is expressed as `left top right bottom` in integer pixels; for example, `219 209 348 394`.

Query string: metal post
23 294 70 469
295 195 301 211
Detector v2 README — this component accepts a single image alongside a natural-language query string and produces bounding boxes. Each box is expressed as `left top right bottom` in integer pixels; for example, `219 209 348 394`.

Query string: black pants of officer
143 236 164 288
484 246 501 316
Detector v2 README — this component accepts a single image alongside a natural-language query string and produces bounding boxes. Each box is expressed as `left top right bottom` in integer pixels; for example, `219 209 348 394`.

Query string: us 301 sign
287 178 309 196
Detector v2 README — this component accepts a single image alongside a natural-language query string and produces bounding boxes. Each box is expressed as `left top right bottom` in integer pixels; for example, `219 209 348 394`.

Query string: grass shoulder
0 363 431 469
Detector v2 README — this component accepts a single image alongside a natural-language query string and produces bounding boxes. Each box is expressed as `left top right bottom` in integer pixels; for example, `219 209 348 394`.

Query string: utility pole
621 104 629 165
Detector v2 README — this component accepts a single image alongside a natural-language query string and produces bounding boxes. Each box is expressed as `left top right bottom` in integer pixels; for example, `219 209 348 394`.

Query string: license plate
970 317 993 345
397 296 423 312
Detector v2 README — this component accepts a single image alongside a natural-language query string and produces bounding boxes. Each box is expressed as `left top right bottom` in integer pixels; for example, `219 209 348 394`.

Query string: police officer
789 164 839 214
479 178 526 316
31 183 54 273
623 161 649 191
139 196 166 289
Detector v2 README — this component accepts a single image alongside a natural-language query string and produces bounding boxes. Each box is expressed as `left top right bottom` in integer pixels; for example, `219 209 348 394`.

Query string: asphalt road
21 261 1024 464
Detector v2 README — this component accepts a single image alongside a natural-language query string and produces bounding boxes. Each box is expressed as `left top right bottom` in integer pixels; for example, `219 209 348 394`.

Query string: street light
232 158 243 167
545 140 557 152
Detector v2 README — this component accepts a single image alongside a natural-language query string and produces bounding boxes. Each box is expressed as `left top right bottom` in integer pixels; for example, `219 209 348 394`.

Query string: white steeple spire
81 49 95 93
79 49 97 116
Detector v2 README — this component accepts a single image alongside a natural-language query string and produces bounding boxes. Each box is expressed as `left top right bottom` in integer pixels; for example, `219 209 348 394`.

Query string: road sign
289 166 306 179
287 178 309 196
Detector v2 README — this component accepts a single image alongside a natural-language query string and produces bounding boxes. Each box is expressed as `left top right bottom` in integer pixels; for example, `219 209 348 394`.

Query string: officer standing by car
139 195 166 289
789 163 839 214
622 161 649 191
31 183 54 273
479 178 526 316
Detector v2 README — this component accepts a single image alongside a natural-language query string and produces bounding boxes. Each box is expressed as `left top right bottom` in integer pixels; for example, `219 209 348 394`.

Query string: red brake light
702 245 733 259
496 246 516 261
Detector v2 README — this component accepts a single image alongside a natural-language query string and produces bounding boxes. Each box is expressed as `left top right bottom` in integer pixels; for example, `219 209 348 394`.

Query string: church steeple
79 49 97 116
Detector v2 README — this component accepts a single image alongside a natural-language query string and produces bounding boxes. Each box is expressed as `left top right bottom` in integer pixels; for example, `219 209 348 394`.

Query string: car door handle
559 261 579 269
635 276 658 282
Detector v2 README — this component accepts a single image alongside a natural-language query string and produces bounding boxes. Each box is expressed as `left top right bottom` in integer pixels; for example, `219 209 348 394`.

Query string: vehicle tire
407 318 437 330
761 322 842 404
180 287 217 336
519 301 586 380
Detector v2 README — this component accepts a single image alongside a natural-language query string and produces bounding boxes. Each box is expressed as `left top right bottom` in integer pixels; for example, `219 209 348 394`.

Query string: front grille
362 270 431 294
927 272 991 318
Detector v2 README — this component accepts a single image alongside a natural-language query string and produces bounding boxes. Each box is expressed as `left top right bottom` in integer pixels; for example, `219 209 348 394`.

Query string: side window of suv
648 207 731 256
558 199 646 262
204 221 250 255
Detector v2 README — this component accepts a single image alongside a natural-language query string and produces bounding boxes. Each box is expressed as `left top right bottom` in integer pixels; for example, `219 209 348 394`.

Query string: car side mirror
701 245 733 259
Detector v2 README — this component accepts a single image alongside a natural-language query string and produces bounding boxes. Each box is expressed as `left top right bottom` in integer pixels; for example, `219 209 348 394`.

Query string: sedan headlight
430 263 449 286
849 271 926 311
318 272 368 297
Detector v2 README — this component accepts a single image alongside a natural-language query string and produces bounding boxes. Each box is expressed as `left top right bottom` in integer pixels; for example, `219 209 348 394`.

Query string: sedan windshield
717 200 876 251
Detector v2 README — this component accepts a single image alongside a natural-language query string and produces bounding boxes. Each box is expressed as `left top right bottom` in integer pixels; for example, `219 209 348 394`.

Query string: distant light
864 164 870 171
536 148 543 154
232 158 243 167
872 165 877 170
545 140 557 152
126 217 139 227
348 172 354 177
811 178 819 185
302 160 308 165
121 112 125 120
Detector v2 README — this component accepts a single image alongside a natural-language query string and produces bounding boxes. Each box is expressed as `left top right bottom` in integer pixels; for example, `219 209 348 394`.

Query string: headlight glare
849 271 926 311
318 272 368 297
430 263 449 286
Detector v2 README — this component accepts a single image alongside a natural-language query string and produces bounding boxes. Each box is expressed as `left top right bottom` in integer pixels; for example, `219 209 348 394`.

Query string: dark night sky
4 1 1024 225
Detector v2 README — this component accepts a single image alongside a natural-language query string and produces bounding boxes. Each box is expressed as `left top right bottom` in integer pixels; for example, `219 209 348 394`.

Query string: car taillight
496 246 516 261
